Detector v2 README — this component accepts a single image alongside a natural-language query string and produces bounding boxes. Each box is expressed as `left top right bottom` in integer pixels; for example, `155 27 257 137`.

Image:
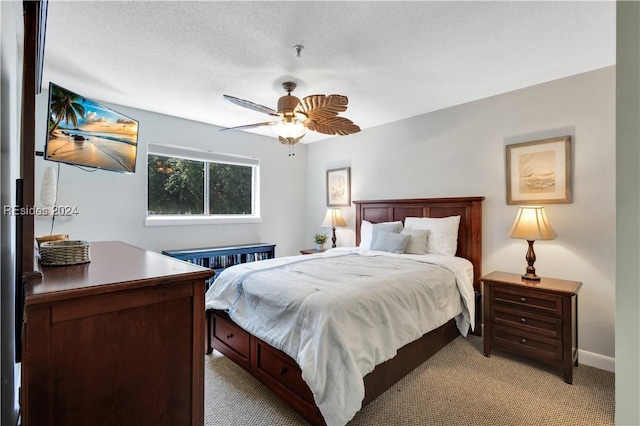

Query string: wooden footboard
208 309 459 425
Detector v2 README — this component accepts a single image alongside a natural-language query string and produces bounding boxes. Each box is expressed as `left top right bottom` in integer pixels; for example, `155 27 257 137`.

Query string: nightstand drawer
493 286 562 316
492 305 562 339
494 325 561 360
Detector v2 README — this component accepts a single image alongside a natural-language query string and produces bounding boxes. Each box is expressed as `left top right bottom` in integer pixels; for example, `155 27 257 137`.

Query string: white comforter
205 248 475 426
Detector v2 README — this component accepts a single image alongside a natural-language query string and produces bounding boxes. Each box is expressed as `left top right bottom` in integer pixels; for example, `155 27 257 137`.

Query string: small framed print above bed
326 167 351 207
506 135 572 205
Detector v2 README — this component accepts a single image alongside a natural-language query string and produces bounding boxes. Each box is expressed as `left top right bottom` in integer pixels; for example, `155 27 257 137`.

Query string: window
145 143 260 226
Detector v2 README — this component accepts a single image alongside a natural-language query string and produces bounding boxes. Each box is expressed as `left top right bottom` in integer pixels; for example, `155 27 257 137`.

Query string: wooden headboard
354 196 484 291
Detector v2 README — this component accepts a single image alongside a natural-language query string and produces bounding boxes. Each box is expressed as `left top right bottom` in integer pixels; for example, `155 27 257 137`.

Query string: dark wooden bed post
16 0 47 365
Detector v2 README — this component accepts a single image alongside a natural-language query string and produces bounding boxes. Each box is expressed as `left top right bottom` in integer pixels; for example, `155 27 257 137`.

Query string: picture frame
506 135 572 205
326 167 351 207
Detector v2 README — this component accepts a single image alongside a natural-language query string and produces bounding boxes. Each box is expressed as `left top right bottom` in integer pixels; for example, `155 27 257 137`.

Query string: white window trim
148 143 260 166
146 142 261 226
144 215 261 227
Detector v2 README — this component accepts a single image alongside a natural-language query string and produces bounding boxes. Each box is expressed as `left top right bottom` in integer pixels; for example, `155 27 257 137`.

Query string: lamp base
331 227 337 248
521 272 541 281
521 240 540 281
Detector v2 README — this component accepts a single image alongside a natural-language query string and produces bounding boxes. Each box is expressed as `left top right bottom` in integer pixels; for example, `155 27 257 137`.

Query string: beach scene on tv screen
46 84 138 173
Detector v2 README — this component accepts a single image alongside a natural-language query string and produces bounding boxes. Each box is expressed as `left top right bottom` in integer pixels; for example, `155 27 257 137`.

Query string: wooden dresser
481 271 582 384
21 241 214 426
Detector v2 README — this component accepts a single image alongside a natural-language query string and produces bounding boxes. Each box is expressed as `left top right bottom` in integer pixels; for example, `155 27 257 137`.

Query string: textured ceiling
42 1 616 143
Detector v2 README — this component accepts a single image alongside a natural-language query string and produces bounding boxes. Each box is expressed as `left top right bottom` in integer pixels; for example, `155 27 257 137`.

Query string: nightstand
481 271 582 384
299 248 326 255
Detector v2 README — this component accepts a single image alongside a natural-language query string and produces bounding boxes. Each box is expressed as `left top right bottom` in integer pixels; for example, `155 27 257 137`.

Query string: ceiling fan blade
305 116 361 136
223 95 279 116
219 121 277 131
296 94 349 121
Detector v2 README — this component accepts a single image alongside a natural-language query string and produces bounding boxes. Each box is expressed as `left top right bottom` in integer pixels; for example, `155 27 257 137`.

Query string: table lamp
508 206 557 280
321 208 347 248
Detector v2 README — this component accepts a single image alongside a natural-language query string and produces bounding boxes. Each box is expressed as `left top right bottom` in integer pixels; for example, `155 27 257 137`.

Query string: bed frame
208 196 484 425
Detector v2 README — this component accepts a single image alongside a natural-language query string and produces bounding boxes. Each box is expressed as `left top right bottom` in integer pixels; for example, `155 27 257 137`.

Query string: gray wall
615 1 640 423
34 99 308 258
306 67 616 369
1 1 22 424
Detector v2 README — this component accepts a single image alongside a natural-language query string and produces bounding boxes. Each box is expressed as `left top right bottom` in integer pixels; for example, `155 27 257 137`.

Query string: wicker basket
36 234 69 248
40 240 91 266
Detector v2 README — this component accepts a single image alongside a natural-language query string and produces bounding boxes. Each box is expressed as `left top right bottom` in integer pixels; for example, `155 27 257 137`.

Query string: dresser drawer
213 314 250 362
492 286 562 316
256 340 315 404
492 305 562 339
493 325 561 360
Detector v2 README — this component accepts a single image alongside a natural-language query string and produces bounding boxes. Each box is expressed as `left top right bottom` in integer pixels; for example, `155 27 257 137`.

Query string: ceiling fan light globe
273 120 307 139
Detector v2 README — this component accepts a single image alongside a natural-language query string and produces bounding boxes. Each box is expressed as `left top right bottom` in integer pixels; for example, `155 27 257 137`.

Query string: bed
205 196 484 426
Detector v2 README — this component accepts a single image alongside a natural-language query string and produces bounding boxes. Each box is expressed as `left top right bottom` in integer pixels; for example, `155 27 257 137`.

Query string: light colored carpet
204 335 614 425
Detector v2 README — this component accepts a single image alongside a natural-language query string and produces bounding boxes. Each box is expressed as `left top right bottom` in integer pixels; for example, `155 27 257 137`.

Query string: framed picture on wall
326 167 351 207
506 135 572 205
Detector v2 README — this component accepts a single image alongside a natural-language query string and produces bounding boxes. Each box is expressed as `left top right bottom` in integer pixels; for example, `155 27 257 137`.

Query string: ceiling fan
220 82 361 150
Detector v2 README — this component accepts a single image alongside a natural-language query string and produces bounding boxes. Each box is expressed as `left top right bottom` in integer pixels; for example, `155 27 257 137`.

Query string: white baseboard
578 349 615 372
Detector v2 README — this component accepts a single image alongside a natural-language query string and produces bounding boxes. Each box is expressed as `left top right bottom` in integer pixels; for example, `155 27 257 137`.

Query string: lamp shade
321 208 347 228
508 206 557 241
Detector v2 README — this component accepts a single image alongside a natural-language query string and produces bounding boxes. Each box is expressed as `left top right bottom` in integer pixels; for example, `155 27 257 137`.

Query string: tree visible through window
148 155 204 215
147 146 257 218
209 163 252 214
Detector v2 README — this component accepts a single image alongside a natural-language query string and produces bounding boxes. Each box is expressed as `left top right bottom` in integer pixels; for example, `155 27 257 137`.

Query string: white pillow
359 220 373 249
404 216 461 256
359 220 403 250
400 228 429 255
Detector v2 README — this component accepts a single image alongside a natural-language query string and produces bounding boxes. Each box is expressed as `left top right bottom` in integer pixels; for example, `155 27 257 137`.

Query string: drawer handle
280 367 288 375
226 333 233 339
521 338 527 344
520 297 527 303
520 317 527 324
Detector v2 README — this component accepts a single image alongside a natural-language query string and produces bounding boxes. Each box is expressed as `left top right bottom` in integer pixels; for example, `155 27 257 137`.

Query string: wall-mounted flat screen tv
45 82 139 173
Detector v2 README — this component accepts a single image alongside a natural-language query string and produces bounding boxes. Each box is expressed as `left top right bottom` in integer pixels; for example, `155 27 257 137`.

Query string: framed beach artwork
326 167 351 207
506 135 572 205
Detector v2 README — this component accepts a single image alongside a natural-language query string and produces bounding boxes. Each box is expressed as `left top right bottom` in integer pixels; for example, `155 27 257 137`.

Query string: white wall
615 1 640 423
306 67 616 366
34 96 308 258
1 1 23 424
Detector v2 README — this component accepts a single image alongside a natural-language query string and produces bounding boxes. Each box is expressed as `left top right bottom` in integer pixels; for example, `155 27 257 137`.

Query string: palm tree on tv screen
48 85 86 135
